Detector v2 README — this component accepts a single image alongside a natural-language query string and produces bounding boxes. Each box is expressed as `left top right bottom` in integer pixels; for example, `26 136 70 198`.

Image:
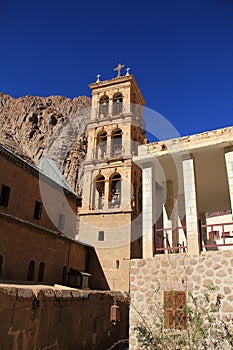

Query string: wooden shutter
174 291 186 329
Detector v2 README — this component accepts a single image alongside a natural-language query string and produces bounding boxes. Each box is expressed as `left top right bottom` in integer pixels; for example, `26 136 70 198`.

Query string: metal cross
114 63 125 78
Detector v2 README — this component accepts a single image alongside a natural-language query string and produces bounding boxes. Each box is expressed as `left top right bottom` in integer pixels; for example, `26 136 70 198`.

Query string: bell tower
79 65 146 291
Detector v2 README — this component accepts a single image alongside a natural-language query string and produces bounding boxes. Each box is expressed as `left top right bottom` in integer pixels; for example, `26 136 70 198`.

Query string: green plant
134 285 233 350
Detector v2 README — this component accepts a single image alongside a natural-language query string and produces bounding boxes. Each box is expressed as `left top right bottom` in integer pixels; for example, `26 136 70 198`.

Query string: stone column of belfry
225 148 233 219
104 177 109 210
106 132 111 158
142 162 156 258
182 156 200 254
108 97 113 117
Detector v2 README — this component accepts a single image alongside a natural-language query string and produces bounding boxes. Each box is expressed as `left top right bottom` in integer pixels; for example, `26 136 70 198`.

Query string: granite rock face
0 92 91 193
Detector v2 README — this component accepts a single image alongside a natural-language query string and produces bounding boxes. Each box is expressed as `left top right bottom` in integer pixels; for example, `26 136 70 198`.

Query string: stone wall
0 151 78 237
129 250 233 349
0 214 87 284
0 286 129 350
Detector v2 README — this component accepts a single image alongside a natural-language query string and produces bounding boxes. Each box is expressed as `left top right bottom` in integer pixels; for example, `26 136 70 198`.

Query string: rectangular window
98 231 104 241
0 185 11 207
164 291 186 330
33 201 42 220
58 213 65 230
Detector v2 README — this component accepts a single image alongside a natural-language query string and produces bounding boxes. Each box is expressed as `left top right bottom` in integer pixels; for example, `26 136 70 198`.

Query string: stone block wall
0 214 87 284
129 250 233 349
0 286 129 350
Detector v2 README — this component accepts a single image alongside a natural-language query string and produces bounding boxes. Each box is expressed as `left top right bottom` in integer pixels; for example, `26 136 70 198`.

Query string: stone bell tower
79 64 146 291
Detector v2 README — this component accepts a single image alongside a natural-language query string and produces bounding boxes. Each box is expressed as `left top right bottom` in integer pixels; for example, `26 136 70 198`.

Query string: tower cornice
89 75 146 106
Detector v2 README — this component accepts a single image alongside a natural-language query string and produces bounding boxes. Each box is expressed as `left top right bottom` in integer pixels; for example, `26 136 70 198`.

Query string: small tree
134 285 233 350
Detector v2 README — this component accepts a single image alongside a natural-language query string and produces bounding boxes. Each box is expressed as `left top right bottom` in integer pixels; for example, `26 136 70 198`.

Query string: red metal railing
154 222 233 254
154 226 187 254
201 222 233 249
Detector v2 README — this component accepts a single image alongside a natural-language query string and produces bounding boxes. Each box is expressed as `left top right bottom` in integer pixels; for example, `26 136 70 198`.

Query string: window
33 201 42 220
96 131 107 159
62 266 67 285
38 262 45 282
111 129 122 156
116 260 120 269
58 213 65 230
113 93 123 115
0 255 3 278
164 291 186 330
95 175 105 209
109 173 122 208
0 185 11 207
98 231 104 241
99 95 109 117
27 260 35 281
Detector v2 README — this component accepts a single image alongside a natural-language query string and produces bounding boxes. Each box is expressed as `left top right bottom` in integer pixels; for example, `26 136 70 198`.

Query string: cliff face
0 92 91 193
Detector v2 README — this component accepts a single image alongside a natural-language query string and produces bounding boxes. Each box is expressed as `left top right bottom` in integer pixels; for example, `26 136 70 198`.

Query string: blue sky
1 0 233 137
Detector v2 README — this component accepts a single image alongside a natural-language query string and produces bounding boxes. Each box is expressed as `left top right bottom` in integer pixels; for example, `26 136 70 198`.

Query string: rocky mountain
0 92 91 194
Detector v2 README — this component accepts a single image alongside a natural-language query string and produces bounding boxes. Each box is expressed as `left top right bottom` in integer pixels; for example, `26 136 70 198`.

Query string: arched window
99 95 109 117
112 128 122 156
109 173 122 208
38 262 45 282
62 266 67 285
0 255 3 278
96 131 107 159
95 175 105 209
113 93 123 115
27 259 35 281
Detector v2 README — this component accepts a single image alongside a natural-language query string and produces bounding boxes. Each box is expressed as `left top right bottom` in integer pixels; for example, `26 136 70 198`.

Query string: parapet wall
129 250 233 349
0 285 129 350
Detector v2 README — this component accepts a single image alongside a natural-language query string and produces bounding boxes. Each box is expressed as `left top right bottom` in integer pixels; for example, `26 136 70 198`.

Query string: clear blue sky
1 0 233 137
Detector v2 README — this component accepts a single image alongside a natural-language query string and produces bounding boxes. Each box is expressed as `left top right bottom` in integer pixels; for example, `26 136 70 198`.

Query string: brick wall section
129 250 233 350
0 286 129 350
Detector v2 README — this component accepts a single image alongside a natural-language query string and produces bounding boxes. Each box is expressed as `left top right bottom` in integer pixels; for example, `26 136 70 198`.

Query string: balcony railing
154 222 233 254
97 104 125 119
95 194 121 210
109 193 121 209
154 226 187 254
94 145 125 161
201 222 233 250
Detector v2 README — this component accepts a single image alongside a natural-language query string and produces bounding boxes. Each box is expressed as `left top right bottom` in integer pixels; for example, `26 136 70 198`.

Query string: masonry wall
0 214 87 284
129 250 233 349
0 286 129 350
0 152 77 238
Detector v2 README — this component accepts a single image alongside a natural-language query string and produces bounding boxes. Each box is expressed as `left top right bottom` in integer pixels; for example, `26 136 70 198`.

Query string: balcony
201 222 233 251
154 226 187 254
154 222 233 254
94 145 125 161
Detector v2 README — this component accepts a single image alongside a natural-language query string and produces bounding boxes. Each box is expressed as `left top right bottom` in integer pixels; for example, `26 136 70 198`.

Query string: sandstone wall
0 286 129 350
0 149 78 238
0 214 87 284
129 250 233 349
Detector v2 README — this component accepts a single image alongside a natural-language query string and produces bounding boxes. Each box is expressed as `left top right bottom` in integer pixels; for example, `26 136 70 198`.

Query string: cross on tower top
114 63 125 78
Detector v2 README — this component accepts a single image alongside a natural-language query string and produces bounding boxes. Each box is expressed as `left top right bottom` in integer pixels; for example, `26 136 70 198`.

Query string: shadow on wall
88 247 110 290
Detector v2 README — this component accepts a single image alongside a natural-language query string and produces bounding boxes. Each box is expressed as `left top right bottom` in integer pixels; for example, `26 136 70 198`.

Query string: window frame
98 230 105 241
58 213 65 230
0 184 11 207
33 200 42 220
